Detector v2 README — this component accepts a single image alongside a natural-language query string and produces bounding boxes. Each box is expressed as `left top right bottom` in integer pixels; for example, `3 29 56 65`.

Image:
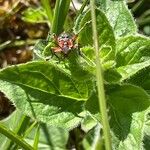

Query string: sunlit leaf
0 61 90 129
99 0 137 37
116 35 150 67
107 84 150 149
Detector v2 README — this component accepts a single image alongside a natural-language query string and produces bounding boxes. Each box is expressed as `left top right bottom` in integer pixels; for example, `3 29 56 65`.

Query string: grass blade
52 0 71 34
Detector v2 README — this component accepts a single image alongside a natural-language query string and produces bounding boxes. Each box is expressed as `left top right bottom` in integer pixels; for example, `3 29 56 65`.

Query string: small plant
0 0 150 149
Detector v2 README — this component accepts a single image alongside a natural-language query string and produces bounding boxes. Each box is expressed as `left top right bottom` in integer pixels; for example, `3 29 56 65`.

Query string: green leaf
74 9 115 49
34 39 52 59
107 84 150 149
0 80 85 129
81 114 98 132
107 84 149 121
34 39 95 96
104 69 122 83
99 0 137 37
85 91 99 120
0 61 90 129
117 60 150 81
21 7 48 23
126 67 150 94
0 61 90 99
52 0 71 34
86 84 150 149
67 50 95 81
74 9 116 69
116 35 150 67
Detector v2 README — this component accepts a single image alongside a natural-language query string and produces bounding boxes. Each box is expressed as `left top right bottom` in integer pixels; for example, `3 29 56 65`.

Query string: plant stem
33 124 40 149
0 123 33 150
4 115 30 150
90 0 111 150
41 0 53 26
75 0 89 19
24 121 38 138
136 17 150 26
131 0 145 13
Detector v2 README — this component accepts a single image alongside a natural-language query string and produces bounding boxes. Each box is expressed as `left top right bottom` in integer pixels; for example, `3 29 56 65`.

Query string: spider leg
72 34 78 41
51 47 64 62
52 47 63 53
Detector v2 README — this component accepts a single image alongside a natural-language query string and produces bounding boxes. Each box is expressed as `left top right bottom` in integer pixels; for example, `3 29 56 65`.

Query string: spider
51 32 78 57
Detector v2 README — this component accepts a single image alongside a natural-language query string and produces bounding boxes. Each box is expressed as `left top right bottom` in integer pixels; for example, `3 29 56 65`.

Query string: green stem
33 124 40 149
139 9 150 19
131 0 145 13
41 0 53 26
136 17 150 26
4 115 30 150
76 0 89 18
90 0 111 150
0 123 33 150
24 121 38 138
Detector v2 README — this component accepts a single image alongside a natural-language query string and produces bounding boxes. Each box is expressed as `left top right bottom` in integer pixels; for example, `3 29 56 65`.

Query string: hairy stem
0 123 33 150
90 0 112 149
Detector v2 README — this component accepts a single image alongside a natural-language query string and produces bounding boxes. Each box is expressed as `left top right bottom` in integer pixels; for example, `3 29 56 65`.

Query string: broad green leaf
0 61 91 129
117 59 150 81
74 9 116 67
21 7 48 23
74 9 115 48
86 84 150 149
0 61 89 99
116 35 150 67
107 84 150 149
99 0 137 37
107 84 149 116
0 81 85 129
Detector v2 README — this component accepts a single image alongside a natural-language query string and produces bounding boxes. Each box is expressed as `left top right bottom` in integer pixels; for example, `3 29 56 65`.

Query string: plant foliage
0 0 150 149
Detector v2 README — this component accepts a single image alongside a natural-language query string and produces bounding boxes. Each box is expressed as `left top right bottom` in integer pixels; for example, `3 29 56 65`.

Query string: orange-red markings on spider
52 32 78 56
